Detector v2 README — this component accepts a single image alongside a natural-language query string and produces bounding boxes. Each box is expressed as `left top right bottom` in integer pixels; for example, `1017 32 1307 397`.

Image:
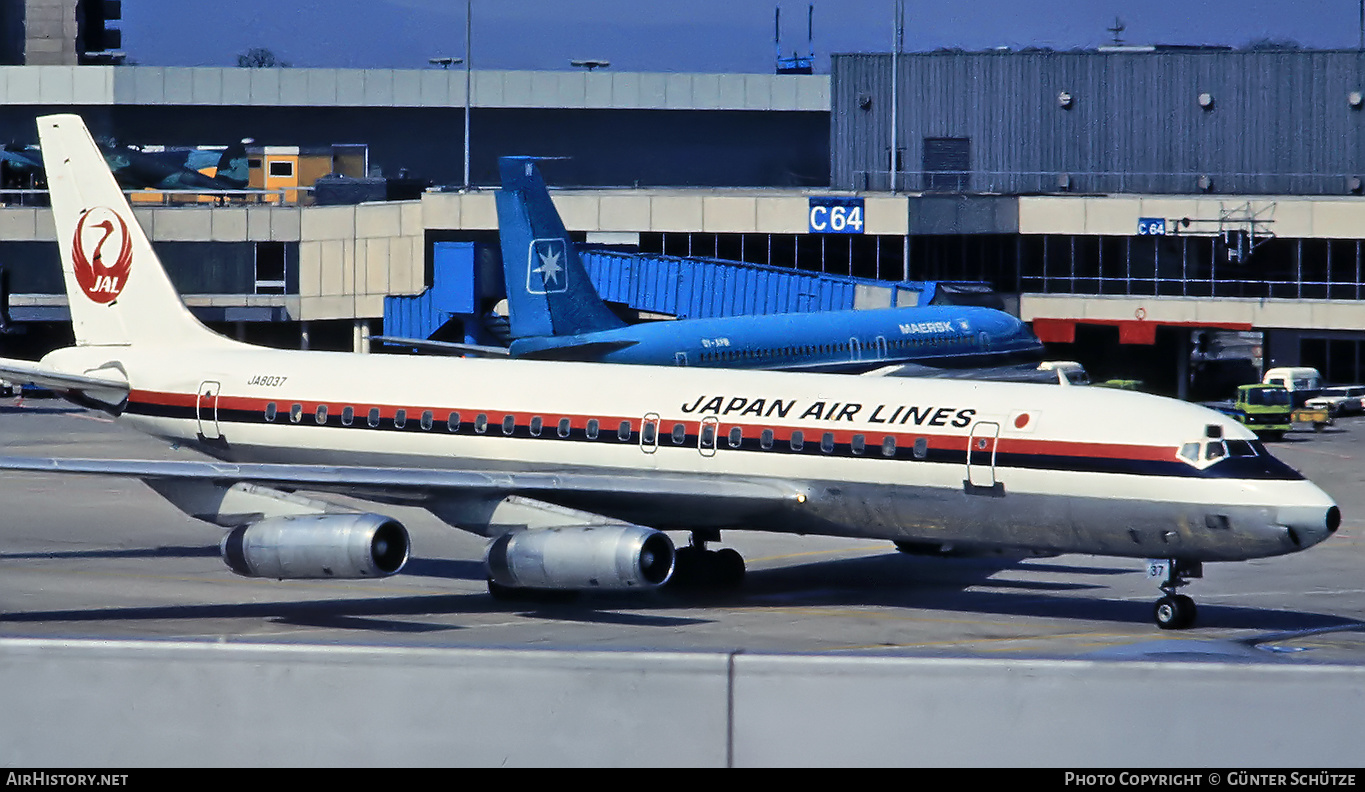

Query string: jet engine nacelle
486 524 675 590
221 513 410 579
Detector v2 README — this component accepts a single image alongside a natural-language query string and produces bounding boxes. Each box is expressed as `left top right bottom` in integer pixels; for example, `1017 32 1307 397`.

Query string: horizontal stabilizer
0 356 129 398
371 336 511 357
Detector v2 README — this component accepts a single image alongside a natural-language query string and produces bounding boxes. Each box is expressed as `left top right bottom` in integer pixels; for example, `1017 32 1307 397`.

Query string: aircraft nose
993 313 1043 351
1277 502 1341 550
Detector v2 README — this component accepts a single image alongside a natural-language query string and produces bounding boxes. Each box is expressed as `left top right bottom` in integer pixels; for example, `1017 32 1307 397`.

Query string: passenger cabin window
881 436 897 457
587 419 600 440
394 409 407 429
618 420 632 441
531 416 543 437
760 429 774 450
851 434 865 455
913 437 928 459
558 417 571 438
502 414 516 435
671 423 686 445
368 407 380 428
290 403 303 423
315 405 328 424
421 410 433 431
446 411 460 432
821 432 835 454
728 426 743 449
789 430 804 451
475 413 488 434
342 406 354 426
265 402 277 422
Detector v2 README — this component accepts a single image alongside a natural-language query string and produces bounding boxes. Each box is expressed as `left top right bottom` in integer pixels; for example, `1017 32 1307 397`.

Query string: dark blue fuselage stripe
123 398 1304 481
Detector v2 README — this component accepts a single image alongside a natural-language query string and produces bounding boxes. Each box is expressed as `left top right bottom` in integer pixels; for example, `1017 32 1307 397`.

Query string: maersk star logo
527 238 568 294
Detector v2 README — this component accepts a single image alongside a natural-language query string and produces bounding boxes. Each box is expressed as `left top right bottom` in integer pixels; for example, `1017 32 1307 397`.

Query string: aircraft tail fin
495 156 626 339
213 139 250 189
37 114 235 349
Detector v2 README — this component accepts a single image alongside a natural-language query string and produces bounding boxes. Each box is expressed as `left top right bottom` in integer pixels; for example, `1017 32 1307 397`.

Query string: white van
1037 360 1090 386
1263 367 1322 406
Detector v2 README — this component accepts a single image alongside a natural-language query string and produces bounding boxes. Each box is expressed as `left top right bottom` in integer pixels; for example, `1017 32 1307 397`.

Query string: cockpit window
1179 437 1262 468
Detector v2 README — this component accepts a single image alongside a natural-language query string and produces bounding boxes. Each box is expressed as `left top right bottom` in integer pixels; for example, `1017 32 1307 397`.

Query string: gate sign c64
1137 217 1167 236
809 197 865 234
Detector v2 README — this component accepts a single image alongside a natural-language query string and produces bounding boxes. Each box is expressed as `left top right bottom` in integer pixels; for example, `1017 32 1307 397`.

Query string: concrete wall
420 190 908 235
0 66 828 111
1019 194 1365 239
2 638 1362 767
1023 293 1365 332
298 201 425 321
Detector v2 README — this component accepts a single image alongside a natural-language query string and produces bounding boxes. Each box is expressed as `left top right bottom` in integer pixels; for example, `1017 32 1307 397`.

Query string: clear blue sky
120 0 1361 72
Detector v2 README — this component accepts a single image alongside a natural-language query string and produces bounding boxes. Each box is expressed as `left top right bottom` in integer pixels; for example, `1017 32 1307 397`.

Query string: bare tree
237 48 289 68
1243 37 1302 51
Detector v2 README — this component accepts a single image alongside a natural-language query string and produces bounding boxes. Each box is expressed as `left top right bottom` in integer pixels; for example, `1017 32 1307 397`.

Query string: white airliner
0 115 1341 630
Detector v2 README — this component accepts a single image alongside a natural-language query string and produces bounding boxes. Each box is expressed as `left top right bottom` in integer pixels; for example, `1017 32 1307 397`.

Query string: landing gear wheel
668 537 746 591
713 547 746 588
1149 559 1203 630
1154 594 1197 630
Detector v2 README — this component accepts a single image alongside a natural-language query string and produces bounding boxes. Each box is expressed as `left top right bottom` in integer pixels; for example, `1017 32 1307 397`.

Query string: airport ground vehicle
1036 360 1089 385
1263 367 1322 408
1304 385 1365 417
1205 384 1294 440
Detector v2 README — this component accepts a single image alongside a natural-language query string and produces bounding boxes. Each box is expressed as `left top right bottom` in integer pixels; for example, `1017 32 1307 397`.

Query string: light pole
889 0 903 193
463 0 471 191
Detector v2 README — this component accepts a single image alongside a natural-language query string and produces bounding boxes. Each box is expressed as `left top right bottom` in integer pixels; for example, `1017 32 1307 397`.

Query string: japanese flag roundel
72 206 133 304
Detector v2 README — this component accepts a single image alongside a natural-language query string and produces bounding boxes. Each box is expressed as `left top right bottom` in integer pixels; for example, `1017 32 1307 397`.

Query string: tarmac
3 396 1364 664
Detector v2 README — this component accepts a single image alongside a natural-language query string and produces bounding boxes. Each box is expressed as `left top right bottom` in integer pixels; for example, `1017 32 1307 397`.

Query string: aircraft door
197 380 221 440
849 337 862 363
874 335 888 360
966 421 1000 488
640 413 660 454
698 416 718 457
674 352 689 366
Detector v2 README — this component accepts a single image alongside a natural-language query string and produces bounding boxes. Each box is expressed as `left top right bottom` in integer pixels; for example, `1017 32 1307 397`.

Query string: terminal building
3 2 1365 397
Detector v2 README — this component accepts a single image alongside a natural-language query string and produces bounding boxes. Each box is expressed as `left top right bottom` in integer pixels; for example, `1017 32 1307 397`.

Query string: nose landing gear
1150 559 1202 630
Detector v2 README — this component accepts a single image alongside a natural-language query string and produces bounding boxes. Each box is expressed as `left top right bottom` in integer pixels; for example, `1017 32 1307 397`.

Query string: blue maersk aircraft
382 157 1045 373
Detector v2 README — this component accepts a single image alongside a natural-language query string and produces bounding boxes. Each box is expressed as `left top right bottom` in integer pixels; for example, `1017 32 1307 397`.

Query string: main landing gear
669 530 746 589
1151 559 1203 630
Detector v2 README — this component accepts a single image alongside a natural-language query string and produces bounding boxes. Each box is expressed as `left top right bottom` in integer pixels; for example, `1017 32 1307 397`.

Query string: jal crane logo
526 238 568 295
72 207 133 304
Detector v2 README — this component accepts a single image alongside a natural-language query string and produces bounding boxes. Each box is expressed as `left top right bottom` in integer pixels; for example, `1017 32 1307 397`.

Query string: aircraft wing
0 356 130 398
372 336 511 357
0 455 804 513
862 362 1060 383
